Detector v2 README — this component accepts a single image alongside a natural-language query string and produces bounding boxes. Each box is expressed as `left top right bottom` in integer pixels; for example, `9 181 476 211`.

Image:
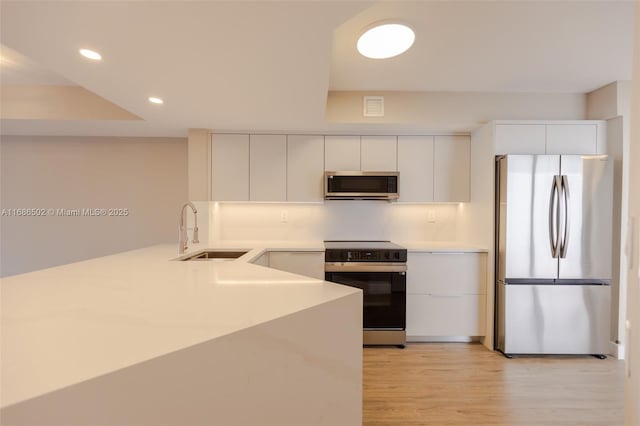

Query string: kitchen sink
179 250 249 261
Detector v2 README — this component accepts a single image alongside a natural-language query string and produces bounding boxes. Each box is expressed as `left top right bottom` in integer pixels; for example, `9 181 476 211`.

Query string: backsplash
190 201 460 243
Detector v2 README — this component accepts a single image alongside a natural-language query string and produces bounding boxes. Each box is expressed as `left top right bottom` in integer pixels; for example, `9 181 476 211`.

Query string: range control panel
325 249 407 263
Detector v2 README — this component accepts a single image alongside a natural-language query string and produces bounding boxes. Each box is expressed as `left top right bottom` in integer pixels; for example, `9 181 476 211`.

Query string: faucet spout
178 202 199 254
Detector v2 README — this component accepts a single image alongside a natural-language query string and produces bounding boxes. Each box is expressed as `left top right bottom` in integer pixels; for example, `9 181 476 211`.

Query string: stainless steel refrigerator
495 155 612 357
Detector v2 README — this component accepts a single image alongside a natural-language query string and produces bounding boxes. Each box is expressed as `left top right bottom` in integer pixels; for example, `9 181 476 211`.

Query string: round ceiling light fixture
148 97 164 105
357 23 415 59
79 48 102 61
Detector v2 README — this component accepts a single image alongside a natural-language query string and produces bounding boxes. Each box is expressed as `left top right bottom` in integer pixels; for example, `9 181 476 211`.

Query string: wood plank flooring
363 343 625 426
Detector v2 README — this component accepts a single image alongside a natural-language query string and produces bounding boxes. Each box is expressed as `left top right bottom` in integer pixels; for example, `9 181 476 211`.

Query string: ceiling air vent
363 96 384 117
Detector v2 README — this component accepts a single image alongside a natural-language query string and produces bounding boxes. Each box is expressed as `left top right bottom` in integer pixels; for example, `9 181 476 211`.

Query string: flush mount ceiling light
148 97 164 105
79 48 102 61
357 23 415 59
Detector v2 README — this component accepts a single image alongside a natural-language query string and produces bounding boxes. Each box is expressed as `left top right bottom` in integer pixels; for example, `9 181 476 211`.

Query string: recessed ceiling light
79 48 102 61
148 97 164 105
357 23 415 59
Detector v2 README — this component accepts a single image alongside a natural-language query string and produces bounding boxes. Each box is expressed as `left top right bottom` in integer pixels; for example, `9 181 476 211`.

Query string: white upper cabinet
361 136 397 171
287 135 324 202
546 124 597 154
249 135 287 201
495 124 546 155
494 121 604 155
211 134 249 201
434 135 470 202
397 136 434 202
209 132 472 203
324 136 360 171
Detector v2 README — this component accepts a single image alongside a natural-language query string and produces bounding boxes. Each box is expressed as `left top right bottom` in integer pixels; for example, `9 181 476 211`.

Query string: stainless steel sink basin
180 250 248 261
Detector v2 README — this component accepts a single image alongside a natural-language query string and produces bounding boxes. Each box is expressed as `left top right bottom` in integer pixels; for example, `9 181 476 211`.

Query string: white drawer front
407 252 486 294
406 294 486 337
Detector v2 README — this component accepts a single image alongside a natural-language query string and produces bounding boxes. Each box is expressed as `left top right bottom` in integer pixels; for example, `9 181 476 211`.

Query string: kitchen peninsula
1 244 362 426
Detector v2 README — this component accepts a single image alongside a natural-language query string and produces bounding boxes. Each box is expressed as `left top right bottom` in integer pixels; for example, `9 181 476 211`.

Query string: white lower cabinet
407 294 486 336
406 252 487 340
252 251 269 267
268 251 325 280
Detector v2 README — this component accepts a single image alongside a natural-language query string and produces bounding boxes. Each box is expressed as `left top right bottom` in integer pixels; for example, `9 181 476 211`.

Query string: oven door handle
324 262 407 273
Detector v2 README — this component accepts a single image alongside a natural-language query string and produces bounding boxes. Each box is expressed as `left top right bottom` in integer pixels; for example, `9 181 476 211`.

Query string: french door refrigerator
495 155 612 357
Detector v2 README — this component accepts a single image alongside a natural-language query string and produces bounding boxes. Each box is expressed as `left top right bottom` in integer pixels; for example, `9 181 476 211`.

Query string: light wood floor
363 343 625 426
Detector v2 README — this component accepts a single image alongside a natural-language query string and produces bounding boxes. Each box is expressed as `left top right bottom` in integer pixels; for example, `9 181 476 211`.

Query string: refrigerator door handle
560 175 571 258
549 175 561 258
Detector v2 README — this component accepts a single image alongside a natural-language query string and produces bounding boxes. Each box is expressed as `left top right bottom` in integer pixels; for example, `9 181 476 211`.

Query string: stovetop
323 240 406 250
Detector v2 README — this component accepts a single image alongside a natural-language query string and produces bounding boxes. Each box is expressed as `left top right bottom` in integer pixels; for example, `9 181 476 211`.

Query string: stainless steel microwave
324 171 399 200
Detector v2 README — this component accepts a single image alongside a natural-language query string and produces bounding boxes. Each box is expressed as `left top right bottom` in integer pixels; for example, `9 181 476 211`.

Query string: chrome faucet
178 202 199 254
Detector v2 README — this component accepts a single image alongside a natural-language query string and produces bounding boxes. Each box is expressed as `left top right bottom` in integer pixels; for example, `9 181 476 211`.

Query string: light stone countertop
1 243 351 408
398 241 488 253
1 239 486 408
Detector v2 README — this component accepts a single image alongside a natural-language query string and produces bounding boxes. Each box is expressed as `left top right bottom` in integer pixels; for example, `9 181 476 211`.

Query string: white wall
0 136 187 277
586 82 632 356
326 91 587 132
457 123 496 348
204 202 459 243
624 2 640 423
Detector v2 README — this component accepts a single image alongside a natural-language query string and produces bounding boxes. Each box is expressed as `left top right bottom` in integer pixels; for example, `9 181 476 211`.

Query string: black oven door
324 270 406 329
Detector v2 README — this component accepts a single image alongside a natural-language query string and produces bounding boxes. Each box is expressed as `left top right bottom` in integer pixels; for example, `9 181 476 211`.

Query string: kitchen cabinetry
406 251 487 339
361 136 397 171
434 136 470 202
546 124 597 154
324 136 398 172
211 134 249 201
287 135 324 202
250 135 286 201
397 135 469 202
252 251 269 267
267 251 324 280
397 136 434 202
324 136 360 171
495 122 603 155
209 132 471 203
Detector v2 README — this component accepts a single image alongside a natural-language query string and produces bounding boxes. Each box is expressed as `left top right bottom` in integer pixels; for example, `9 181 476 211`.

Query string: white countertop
2 239 485 408
0 243 353 408
398 241 488 252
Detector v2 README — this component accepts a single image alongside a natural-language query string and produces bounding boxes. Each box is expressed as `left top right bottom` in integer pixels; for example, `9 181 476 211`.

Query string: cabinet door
407 294 486 337
287 135 324 202
211 134 249 201
407 252 486 295
361 136 397 171
495 124 546 155
249 135 287 201
252 252 269 267
397 136 434 202
268 252 325 280
324 136 360 171
434 136 470 202
546 124 597 154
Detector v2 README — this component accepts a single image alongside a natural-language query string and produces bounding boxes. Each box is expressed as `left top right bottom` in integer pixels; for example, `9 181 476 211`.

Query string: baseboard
609 340 625 360
407 336 479 343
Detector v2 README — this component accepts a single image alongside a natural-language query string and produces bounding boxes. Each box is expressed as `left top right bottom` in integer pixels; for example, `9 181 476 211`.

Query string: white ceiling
0 45 75 86
0 1 635 137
